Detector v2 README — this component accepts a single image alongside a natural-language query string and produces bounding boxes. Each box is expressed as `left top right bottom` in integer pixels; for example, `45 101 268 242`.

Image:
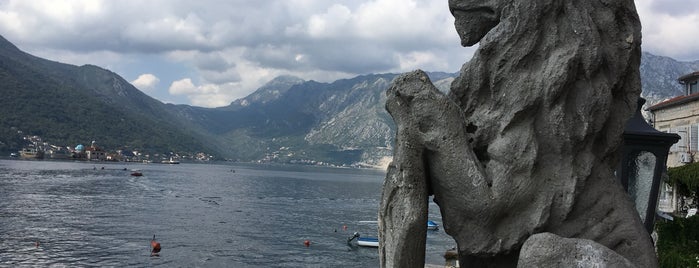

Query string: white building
647 71 699 214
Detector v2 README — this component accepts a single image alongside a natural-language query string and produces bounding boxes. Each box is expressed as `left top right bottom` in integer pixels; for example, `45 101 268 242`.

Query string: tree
656 216 699 268
667 162 699 208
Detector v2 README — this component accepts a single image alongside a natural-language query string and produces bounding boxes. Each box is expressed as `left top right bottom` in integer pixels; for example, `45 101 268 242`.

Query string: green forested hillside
0 36 212 155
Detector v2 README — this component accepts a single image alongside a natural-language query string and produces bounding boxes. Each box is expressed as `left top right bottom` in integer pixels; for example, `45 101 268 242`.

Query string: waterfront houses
14 134 213 163
647 70 699 214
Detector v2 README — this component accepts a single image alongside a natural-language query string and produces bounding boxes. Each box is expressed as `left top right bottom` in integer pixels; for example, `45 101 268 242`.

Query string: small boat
357 236 379 247
347 232 379 248
358 220 438 230
161 157 180 164
427 220 439 230
131 171 143 176
19 148 44 159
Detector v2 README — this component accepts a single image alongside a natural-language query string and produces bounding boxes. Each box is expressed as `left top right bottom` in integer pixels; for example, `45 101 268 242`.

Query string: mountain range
1 34 698 166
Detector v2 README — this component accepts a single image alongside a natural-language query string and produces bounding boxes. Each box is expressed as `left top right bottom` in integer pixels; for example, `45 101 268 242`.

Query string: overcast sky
1 0 698 108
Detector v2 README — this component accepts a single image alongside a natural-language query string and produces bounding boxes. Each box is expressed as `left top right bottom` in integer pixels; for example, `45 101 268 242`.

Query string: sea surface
0 159 456 267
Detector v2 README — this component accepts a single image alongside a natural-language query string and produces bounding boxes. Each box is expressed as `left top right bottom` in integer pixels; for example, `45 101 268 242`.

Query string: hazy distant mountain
221 75 305 111
160 72 455 165
1 34 697 166
640 52 699 106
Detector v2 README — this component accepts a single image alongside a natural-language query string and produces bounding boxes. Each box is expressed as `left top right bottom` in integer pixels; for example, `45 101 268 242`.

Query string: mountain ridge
0 35 215 156
1 34 697 166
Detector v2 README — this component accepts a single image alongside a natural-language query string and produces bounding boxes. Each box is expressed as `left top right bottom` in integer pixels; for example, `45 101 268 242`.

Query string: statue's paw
387 70 434 98
386 70 443 120
517 233 637 268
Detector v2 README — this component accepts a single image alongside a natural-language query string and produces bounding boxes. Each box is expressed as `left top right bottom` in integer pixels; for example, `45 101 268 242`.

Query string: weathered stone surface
379 71 471 268
380 0 657 267
518 233 636 268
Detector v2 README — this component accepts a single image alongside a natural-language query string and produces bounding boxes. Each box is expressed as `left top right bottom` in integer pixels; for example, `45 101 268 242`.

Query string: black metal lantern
616 98 680 233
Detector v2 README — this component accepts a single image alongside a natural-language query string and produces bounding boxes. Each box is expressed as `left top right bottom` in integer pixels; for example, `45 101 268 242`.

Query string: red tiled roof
647 92 699 111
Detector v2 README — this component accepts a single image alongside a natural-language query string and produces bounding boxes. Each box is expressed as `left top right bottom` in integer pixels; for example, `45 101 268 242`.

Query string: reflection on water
0 160 454 267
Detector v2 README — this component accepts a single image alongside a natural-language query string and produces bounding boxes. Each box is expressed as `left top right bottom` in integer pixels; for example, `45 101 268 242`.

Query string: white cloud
0 9 24 37
201 69 241 85
168 78 239 108
636 0 699 61
0 0 468 108
398 51 440 71
1 0 696 107
354 0 451 42
121 13 217 52
168 78 198 95
184 83 230 107
307 4 353 39
299 0 455 48
131 74 160 92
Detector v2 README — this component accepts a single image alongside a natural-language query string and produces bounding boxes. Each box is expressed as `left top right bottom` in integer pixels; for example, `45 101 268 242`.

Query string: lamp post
616 98 680 233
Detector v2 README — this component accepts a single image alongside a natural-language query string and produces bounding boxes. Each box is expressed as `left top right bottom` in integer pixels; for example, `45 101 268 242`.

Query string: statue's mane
445 0 643 252
451 0 641 122
449 0 642 172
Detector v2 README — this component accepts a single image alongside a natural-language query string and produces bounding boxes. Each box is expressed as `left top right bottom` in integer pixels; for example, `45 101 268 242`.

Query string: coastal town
11 134 214 163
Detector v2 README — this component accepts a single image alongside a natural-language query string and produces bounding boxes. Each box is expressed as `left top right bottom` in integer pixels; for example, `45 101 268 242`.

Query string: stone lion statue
379 0 656 267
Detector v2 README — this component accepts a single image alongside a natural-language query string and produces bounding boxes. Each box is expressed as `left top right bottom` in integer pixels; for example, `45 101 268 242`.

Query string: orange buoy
151 235 161 256
304 240 311 247
35 241 40 248
342 225 347 231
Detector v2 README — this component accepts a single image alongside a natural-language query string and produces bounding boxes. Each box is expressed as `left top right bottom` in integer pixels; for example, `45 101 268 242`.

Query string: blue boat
348 232 379 247
427 220 439 230
348 220 438 248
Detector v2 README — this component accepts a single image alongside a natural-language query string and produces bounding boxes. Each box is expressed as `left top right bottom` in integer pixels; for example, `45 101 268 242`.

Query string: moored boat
358 220 438 230
161 157 180 164
427 220 439 230
356 236 379 247
19 148 44 159
347 232 379 248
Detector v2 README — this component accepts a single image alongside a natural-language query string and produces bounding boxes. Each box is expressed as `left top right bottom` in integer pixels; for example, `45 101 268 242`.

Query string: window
672 126 689 152
691 81 698 95
678 126 689 151
692 124 699 152
658 182 674 212
669 128 679 152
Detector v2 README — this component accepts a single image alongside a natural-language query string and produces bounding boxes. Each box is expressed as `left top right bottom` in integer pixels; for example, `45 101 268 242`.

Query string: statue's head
448 0 504 46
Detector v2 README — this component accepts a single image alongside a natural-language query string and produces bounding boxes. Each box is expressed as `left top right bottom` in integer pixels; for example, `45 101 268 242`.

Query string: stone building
647 71 699 214
85 141 107 161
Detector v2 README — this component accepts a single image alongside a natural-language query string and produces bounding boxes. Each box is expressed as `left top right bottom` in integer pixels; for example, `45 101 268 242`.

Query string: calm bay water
0 159 455 267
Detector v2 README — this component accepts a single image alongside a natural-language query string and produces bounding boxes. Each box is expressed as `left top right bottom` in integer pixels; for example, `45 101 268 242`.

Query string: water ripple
0 160 454 266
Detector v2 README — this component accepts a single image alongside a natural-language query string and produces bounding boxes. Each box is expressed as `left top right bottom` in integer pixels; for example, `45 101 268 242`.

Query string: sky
1 0 698 108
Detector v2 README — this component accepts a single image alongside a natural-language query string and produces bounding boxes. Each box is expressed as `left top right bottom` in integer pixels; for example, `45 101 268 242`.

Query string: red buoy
151 235 161 256
304 240 311 247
